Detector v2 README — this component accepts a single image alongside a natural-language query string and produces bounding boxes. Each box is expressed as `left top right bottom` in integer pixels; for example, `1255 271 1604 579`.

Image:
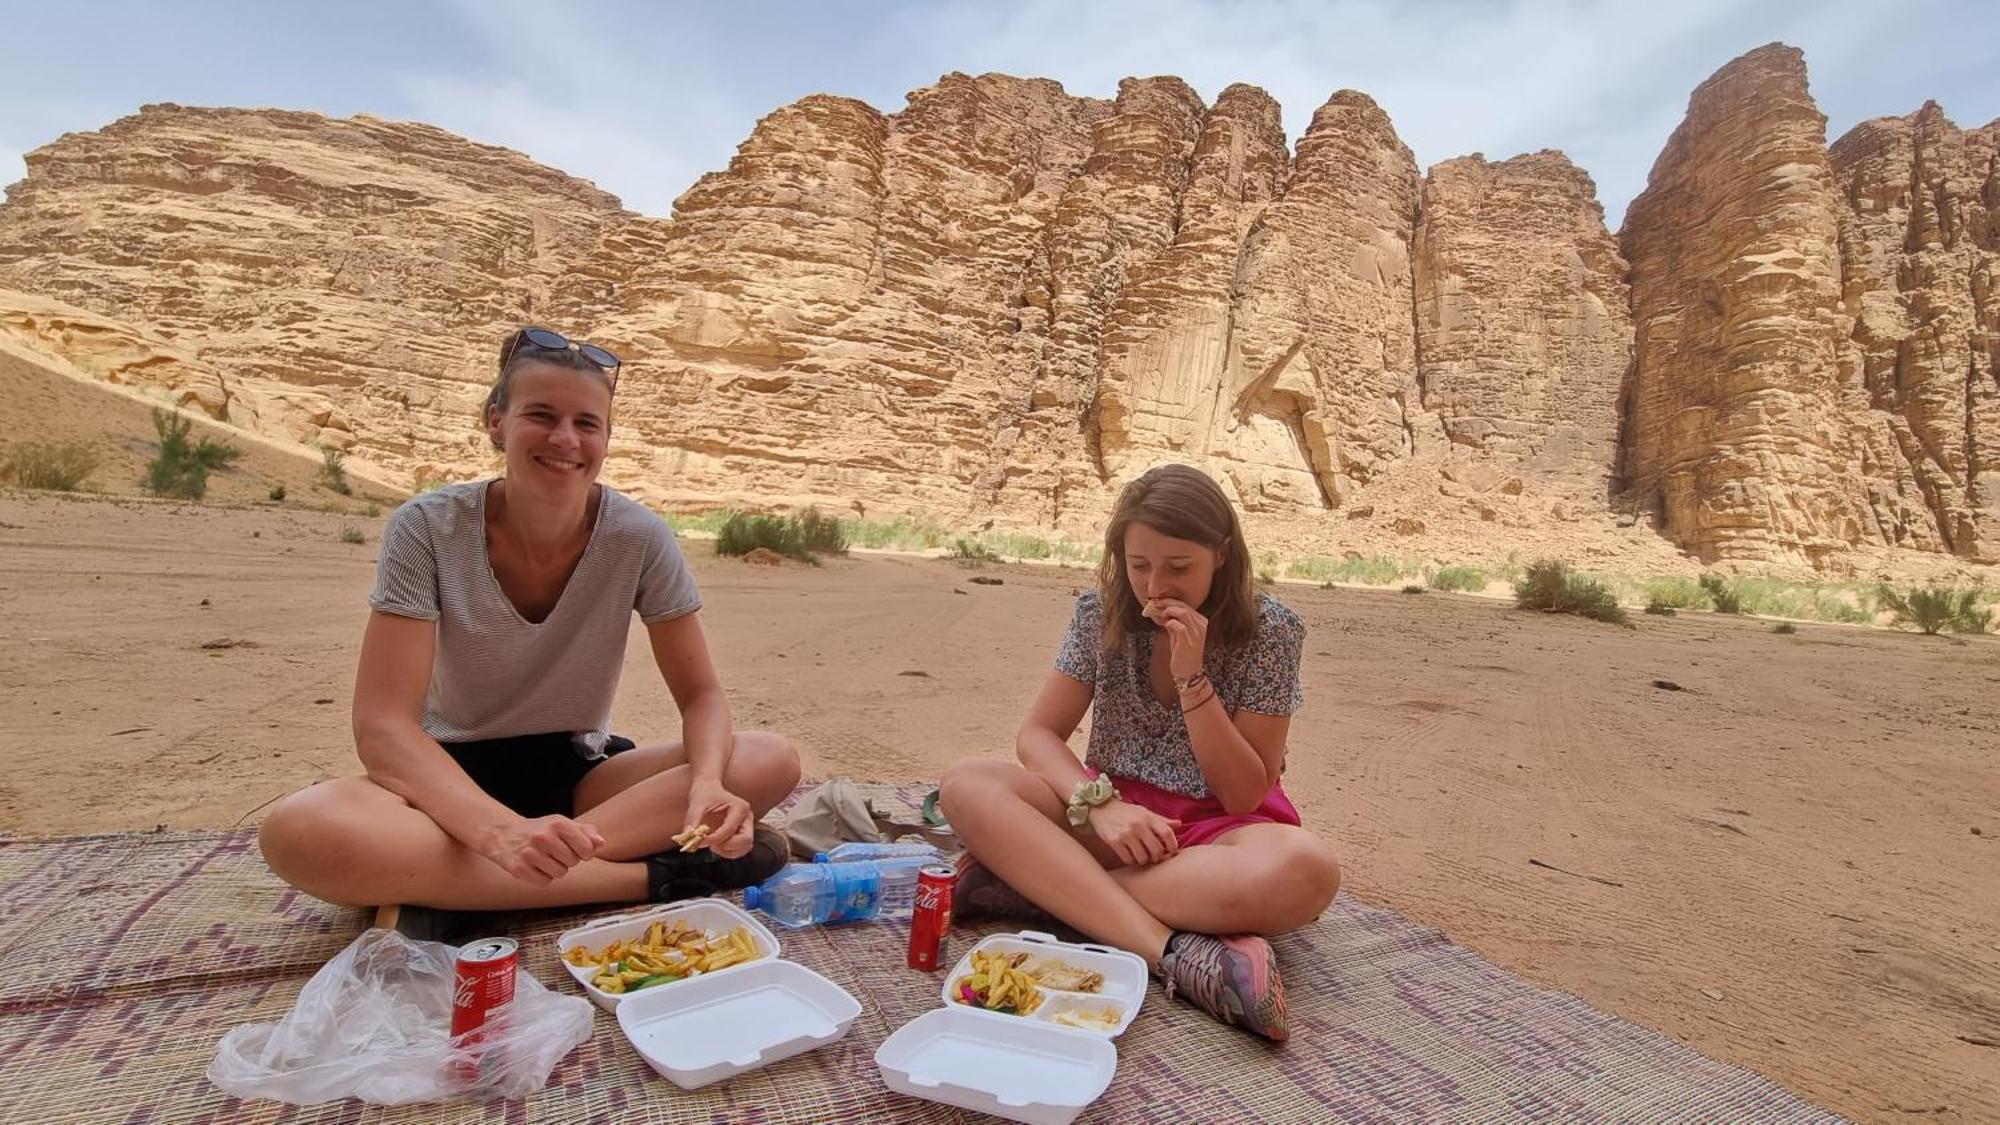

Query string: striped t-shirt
368 480 701 744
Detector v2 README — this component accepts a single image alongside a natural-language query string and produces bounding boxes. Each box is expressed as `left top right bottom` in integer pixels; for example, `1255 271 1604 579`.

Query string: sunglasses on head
506 326 622 391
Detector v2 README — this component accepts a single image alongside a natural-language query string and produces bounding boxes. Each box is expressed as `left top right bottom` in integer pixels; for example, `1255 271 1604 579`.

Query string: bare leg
1107 823 1340 935
938 759 1174 967
259 731 801 909
571 731 802 859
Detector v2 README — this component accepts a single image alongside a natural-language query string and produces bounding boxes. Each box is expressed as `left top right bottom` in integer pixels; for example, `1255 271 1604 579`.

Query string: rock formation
0 47 1994 572
1620 44 1998 565
1829 101 2000 561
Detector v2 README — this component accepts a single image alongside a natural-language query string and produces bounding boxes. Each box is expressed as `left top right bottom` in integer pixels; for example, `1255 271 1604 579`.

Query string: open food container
616 958 861 1089
875 930 1148 1125
557 897 860 1090
554 898 782 1011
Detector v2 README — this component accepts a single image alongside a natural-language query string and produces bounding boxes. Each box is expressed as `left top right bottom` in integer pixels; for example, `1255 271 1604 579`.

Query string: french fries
670 824 711 853
951 950 1045 1016
564 919 762 994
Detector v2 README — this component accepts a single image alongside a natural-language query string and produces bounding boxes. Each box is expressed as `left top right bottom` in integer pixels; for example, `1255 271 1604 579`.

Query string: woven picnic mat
0 785 1845 1123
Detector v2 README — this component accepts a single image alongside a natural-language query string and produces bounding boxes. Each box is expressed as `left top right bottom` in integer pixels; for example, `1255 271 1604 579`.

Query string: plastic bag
208 928 594 1105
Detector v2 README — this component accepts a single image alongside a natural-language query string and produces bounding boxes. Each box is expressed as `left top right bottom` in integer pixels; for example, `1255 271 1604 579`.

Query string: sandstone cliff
1 50 1994 574
1619 45 1999 566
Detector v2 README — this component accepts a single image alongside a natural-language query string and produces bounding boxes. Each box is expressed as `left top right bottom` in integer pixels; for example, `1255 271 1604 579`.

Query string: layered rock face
1830 103 2000 560
1 51 1994 571
1415 151 1630 499
1620 45 1999 565
0 104 632 473
1619 45 1873 567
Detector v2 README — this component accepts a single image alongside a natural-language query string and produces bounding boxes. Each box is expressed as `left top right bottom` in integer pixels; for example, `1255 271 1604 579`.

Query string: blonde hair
1096 463 1258 652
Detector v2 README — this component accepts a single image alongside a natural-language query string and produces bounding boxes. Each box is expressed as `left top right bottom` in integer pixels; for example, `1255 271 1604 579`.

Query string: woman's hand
684 777 755 859
482 815 606 884
1154 598 1209 681
1086 800 1183 867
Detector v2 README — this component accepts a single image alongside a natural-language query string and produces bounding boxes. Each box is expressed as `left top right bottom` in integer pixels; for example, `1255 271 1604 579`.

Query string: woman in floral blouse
939 463 1340 1041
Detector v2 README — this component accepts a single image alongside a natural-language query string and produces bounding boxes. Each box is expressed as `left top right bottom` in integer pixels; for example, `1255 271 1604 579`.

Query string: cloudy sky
5 0 1996 228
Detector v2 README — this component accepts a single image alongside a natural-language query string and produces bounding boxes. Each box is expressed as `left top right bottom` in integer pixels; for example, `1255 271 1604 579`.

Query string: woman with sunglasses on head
260 327 800 916
938 463 1340 1042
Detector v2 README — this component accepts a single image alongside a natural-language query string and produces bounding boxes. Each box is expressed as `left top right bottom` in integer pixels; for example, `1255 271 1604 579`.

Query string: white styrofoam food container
876 930 1148 1125
616 958 862 1090
554 898 781 1011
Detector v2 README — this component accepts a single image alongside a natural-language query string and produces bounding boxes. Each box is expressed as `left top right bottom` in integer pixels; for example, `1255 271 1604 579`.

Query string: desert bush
1427 565 1487 593
0 440 100 491
1770 621 1798 635
945 537 1000 566
1639 577 1704 610
318 445 352 495
339 526 366 544
143 409 242 500
1514 559 1627 625
1400 584 1426 595
267 483 287 501
715 509 847 564
1644 596 1678 616
1877 585 1991 636
1699 574 1742 614
1285 554 1409 586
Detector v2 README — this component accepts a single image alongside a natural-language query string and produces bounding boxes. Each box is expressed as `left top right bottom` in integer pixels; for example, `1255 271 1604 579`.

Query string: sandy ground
2 490 1997 1122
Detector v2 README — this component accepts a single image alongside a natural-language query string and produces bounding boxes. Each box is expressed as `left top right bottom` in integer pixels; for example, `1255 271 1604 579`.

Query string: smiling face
1122 520 1223 621
484 360 613 494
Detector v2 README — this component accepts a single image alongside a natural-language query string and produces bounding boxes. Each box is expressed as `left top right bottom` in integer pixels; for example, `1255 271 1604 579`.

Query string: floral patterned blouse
1053 590 1306 798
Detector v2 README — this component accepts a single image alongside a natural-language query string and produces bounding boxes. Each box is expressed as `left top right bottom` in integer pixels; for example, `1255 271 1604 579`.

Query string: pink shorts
1098 773 1302 848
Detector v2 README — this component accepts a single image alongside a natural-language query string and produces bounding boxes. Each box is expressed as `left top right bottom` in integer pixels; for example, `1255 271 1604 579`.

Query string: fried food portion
951 949 1045 1015
563 919 761 994
670 824 712 853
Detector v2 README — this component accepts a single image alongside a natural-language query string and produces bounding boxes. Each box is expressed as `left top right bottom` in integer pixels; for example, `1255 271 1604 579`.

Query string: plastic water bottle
812 842 942 922
813 841 942 864
743 862 885 928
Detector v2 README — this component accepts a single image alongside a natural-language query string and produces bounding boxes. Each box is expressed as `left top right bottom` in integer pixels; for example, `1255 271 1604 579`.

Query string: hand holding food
1147 598 1209 680
684 777 754 858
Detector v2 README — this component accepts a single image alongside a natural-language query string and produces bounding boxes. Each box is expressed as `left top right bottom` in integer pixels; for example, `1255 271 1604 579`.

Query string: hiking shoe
1157 932 1290 1041
952 855 1056 925
646 824 789 902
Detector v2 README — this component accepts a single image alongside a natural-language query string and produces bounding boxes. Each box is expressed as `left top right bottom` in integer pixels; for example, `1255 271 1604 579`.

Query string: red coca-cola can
908 864 955 970
448 937 518 1084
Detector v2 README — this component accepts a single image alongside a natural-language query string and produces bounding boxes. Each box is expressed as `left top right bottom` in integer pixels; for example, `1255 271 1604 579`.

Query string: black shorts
442 732 636 819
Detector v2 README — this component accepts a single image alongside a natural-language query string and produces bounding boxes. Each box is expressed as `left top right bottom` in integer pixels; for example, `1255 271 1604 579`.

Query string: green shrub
1644 595 1678 617
0 440 100 491
1770 621 1798 635
714 509 847 564
1877 585 1991 636
1639 577 1704 609
267 483 287 501
339 526 366 544
946 537 1000 566
1285 554 1410 586
1699 574 1742 614
1400 584 1426 595
318 445 352 495
1427 565 1487 593
1514 559 1627 625
143 409 242 500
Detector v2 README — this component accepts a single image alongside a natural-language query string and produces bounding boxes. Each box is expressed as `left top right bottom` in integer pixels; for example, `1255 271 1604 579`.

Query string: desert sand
2 490 1996 1123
